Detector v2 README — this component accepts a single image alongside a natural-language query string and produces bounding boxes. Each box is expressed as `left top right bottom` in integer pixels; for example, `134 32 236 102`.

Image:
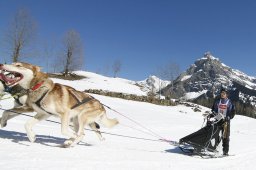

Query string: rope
0 84 174 144
119 123 161 138
0 107 168 143
101 103 172 143
0 91 173 144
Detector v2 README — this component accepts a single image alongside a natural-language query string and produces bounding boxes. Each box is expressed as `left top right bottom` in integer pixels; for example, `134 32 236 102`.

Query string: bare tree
112 59 122 78
61 30 84 76
4 8 37 62
159 62 180 82
157 61 181 98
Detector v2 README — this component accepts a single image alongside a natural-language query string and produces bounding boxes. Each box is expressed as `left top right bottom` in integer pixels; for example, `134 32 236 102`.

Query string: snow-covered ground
55 71 147 96
1 72 256 170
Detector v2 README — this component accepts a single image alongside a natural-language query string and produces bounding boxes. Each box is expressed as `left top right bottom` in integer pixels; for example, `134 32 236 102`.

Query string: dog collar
31 81 44 91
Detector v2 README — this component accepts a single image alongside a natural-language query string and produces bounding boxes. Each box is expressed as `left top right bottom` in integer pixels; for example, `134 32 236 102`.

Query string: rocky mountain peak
162 52 256 110
187 52 228 77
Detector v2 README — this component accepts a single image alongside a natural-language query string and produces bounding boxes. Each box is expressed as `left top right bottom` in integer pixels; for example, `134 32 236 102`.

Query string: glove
207 121 212 126
209 111 215 118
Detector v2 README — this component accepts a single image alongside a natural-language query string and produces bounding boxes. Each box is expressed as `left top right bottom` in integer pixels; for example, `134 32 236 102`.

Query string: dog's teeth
3 72 10 76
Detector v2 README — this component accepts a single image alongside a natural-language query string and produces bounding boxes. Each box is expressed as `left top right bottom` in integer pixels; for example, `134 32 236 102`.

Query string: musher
211 88 235 155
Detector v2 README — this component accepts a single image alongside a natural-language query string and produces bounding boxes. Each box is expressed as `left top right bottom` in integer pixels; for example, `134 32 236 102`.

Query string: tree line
0 8 122 77
1 8 184 100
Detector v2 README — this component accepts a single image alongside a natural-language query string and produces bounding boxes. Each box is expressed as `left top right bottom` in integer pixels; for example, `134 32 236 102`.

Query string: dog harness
34 90 54 115
69 91 94 109
32 83 94 115
2 82 28 106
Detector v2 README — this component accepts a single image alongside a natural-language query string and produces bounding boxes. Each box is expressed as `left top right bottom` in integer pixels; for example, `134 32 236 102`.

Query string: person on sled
211 88 235 156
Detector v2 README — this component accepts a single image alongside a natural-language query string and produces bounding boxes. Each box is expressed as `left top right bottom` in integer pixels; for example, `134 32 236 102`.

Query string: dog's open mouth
0 69 23 86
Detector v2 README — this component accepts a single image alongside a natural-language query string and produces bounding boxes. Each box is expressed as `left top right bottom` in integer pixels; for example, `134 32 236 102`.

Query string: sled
179 112 224 157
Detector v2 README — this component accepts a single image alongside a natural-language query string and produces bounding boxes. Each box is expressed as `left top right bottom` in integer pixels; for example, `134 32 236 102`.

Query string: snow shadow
0 129 66 146
165 146 186 155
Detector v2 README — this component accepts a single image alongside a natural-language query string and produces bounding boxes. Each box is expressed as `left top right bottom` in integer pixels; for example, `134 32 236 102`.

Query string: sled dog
0 82 101 138
0 63 118 147
0 80 102 138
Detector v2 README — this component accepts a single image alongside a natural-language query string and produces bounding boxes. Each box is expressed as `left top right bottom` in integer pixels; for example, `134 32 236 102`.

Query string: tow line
0 107 177 145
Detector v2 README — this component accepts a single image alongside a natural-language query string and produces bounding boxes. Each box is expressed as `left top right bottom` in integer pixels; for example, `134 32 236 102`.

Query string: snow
230 72 256 90
183 90 208 100
199 55 219 61
245 85 253 90
233 69 256 80
137 75 170 93
1 72 256 170
181 75 191 81
53 71 147 96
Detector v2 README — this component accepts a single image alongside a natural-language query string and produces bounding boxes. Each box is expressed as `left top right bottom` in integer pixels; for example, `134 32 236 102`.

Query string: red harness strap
31 81 44 91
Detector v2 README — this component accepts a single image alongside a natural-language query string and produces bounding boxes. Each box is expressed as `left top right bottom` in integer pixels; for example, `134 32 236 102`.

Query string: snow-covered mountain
137 75 170 94
162 52 256 108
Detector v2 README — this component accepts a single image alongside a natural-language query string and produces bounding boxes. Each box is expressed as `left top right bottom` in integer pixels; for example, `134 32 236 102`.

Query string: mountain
137 75 170 94
162 52 256 111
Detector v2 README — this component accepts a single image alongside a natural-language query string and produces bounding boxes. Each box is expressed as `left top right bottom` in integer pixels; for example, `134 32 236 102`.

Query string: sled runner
179 111 225 157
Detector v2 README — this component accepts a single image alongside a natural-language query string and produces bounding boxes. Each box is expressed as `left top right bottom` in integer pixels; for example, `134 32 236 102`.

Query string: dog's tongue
0 73 14 85
0 73 3 81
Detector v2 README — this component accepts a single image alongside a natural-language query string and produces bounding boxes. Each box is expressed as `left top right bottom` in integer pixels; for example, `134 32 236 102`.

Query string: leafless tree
61 30 84 76
112 59 122 78
157 61 181 98
159 62 180 82
3 8 37 62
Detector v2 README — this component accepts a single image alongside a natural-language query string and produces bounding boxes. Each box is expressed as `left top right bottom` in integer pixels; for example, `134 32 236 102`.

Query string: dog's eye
15 64 22 67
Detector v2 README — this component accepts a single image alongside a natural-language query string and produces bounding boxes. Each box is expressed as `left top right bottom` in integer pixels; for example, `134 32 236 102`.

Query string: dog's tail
99 113 119 128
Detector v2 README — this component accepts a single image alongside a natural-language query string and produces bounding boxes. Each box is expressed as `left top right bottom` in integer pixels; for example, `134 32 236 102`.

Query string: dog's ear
33 66 41 74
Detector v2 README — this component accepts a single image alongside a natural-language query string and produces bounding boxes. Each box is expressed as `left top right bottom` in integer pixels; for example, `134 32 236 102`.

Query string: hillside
50 71 170 97
0 74 256 170
1 71 256 169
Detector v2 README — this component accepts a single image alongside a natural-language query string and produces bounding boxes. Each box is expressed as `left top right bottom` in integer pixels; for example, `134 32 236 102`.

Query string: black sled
179 112 224 156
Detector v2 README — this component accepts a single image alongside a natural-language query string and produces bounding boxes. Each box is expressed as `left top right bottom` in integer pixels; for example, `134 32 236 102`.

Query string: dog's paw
0 118 7 128
28 133 36 143
63 138 75 148
25 129 36 143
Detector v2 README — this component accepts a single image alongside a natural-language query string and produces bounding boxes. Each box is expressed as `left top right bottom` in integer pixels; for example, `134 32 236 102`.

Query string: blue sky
0 0 256 80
